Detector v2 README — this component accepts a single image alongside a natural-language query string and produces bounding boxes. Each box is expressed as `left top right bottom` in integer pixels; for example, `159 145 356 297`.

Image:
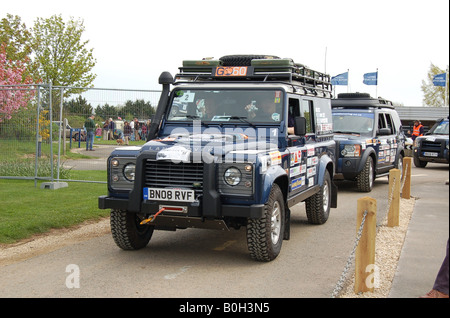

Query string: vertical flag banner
331 72 348 85
363 72 378 85
432 73 447 86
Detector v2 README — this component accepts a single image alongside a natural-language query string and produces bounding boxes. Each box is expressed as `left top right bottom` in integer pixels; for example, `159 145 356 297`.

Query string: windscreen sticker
274 91 281 103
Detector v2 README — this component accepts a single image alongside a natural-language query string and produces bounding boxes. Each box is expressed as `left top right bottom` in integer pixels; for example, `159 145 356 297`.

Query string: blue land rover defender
98 55 337 261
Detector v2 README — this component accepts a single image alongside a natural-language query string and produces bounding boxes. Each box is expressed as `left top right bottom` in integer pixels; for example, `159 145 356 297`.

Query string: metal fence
0 84 161 185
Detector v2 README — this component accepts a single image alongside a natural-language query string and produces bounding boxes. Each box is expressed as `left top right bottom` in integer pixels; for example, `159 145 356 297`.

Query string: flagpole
446 68 449 107
376 68 378 97
347 69 349 93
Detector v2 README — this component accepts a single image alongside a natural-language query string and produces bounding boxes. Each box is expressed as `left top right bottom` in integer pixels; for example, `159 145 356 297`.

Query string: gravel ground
0 218 111 267
0 198 415 298
338 197 415 298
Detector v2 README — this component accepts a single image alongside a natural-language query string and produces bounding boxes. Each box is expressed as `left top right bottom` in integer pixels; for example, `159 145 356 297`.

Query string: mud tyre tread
246 184 285 262
110 210 153 250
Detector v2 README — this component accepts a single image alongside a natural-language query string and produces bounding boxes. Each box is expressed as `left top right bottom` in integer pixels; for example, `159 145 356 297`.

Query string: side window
385 113 395 134
300 100 314 133
378 113 387 130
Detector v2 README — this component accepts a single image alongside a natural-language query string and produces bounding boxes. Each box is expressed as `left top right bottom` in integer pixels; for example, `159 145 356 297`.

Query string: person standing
84 114 96 151
133 118 141 141
123 121 132 145
411 120 424 141
102 119 109 140
108 118 115 140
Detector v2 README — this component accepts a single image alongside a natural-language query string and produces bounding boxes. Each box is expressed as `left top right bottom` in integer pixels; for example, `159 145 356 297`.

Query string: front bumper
335 157 362 180
98 195 265 219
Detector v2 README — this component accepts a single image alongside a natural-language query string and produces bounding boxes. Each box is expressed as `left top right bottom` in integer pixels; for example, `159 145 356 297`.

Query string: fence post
401 157 412 199
355 196 377 294
388 169 401 227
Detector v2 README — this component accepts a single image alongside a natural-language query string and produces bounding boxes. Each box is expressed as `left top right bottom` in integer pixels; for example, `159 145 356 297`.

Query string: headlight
224 167 241 186
123 163 136 181
341 144 361 157
109 157 137 190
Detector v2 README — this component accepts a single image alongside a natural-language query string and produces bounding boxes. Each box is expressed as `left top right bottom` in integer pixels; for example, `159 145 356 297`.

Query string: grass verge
0 170 109 244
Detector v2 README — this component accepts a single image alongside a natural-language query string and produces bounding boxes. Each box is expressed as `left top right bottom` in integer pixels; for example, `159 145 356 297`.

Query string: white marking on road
164 266 191 280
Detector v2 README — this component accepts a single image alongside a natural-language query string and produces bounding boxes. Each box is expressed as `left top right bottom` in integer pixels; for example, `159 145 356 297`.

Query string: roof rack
174 57 332 94
332 93 394 109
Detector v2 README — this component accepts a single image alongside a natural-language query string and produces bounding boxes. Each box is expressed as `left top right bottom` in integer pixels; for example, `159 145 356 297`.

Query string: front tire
305 170 331 224
246 184 285 262
356 156 374 192
110 210 154 250
413 156 427 168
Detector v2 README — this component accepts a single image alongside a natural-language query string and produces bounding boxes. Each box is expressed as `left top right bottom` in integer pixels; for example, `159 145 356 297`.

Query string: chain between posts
331 169 404 298
331 209 368 298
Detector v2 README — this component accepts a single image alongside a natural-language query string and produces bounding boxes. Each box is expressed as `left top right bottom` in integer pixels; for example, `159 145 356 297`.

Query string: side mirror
294 117 307 136
378 128 391 135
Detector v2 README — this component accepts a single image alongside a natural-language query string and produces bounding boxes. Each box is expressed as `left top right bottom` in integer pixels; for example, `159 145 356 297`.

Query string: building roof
395 106 449 122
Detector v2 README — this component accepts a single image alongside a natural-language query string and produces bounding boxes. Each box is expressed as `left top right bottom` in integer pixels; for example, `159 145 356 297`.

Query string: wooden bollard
401 157 412 199
388 169 401 227
355 197 377 294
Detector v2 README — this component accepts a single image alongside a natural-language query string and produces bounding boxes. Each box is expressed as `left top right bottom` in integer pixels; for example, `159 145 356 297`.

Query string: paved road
0 163 448 299
63 144 117 171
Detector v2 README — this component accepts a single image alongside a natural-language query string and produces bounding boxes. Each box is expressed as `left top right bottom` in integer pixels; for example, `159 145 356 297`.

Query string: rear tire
246 184 285 262
110 210 154 250
305 170 331 224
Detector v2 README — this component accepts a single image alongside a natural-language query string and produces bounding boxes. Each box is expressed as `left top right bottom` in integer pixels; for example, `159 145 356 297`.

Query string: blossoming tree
0 44 35 123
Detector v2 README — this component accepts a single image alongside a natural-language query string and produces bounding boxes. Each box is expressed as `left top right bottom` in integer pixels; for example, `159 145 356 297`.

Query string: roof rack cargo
174 55 332 94
332 92 394 109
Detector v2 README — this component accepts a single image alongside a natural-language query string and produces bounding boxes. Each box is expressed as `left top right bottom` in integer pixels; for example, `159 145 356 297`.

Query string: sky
3 0 449 106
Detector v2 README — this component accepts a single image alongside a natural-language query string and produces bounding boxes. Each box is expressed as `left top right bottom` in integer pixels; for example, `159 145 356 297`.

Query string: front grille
421 140 443 154
144 160 204 195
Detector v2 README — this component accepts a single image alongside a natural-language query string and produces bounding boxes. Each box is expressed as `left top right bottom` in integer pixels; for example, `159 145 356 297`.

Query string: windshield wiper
229 116 256 127
185 115 200 120
334 130 360 135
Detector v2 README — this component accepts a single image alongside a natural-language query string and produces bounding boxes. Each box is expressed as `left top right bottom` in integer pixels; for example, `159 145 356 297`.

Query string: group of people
122 118 149 144
84 116 151 149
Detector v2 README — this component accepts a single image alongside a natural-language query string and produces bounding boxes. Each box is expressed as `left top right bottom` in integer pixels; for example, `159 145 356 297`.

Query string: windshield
431 120 449 135
332 112 375 136
167 89 284 124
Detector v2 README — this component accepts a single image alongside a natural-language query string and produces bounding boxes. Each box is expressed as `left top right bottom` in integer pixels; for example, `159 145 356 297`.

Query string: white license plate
423 152 438 157
143 188 195 202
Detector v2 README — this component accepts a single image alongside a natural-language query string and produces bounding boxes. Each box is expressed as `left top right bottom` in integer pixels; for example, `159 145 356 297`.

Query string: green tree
31 15 96 95
421 63 449 107
95 103 118 120
64 95 93 115
121 99 155 119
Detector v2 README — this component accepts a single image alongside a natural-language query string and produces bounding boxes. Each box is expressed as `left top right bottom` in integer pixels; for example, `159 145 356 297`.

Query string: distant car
52 121 85 141
413 117 449 167
332 93 406 192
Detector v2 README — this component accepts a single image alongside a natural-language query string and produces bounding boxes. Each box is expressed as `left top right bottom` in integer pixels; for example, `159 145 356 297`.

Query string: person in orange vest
411 120 424 141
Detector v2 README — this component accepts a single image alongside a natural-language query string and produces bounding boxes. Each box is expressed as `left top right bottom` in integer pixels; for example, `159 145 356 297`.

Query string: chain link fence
0 84 161 185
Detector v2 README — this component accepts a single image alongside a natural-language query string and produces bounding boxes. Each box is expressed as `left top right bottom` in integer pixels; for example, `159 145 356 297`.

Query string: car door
376 112 395 172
